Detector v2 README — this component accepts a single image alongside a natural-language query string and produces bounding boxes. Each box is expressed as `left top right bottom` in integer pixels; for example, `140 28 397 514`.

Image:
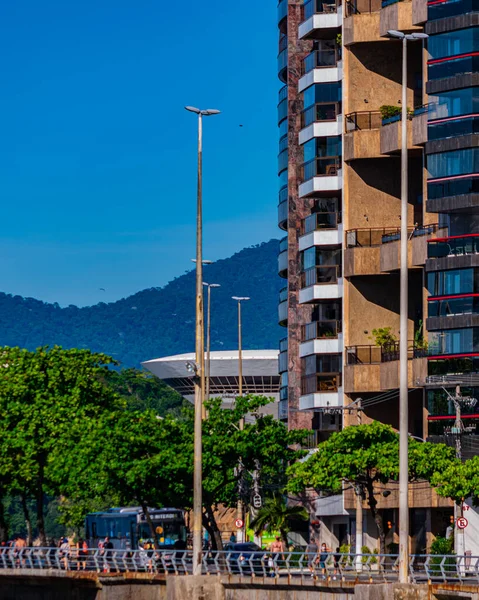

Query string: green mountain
0 239 283 367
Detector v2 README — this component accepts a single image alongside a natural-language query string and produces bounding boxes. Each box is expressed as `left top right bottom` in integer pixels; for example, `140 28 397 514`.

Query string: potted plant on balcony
370 327 397 357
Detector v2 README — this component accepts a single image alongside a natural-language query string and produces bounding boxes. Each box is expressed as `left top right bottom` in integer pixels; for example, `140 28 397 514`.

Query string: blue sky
0 1 279 306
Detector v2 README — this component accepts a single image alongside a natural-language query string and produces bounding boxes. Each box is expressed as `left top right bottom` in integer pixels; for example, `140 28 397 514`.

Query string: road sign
253 494 262 509
457 517 468 529
235 519 244 529
463 504 470 511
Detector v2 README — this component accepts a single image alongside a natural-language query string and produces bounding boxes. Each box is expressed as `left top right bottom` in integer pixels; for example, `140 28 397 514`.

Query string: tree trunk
366 481 385 554
203 505 223 551
140 503 158 549
21 494 33 546
280 529 289 551
0 495 8 543
36 470 46 546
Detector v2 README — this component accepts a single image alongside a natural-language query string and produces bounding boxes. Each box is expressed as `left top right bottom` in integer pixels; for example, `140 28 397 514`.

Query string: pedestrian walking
306 538 319 578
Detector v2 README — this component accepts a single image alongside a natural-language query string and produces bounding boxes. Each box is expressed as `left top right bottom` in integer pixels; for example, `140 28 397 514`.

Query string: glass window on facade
427 268 474 296
428 148 479 179
429 87 479 118
302 353 342 375
302 247 342 270
278 169 288 189
429 328 478 355
303 82 342 109
429 28 479 60
303 136 342 162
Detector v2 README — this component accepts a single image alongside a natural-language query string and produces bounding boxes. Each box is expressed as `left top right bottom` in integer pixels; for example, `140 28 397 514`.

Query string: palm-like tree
250 494 309 548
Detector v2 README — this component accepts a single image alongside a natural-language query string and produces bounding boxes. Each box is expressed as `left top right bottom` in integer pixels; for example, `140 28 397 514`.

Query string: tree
250 493 308 548
432 455 479 505
0 346 123 545
287 422 457 553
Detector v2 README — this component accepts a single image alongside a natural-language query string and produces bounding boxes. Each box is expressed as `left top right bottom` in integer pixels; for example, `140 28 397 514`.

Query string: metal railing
428 233 479 259
302 212 341 234
345 111 382 131
303 0 341 20
301 103 341 128
302 320 342 341
301 265 341 288
345 0 382 15
1 548 479 583
346 224 440 248
346 343 419 365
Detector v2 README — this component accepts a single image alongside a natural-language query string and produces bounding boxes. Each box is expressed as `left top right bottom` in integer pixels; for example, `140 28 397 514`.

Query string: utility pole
203 282 220 402
232 296 250 543
444 386 477 560
355 398 363 570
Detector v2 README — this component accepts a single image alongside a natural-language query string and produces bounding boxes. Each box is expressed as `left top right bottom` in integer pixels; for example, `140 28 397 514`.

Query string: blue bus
85 507 187 550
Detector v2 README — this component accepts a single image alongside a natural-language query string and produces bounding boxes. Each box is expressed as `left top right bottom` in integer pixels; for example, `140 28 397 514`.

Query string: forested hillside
0 240 282 367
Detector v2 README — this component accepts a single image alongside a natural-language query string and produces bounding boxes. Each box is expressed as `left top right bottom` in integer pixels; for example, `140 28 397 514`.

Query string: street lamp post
203 282 221 402
386 31 428 584
185 105 220 577
232 296 250 543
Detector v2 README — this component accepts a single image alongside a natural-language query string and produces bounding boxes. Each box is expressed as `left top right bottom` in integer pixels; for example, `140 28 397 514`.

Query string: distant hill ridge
0 239 282 368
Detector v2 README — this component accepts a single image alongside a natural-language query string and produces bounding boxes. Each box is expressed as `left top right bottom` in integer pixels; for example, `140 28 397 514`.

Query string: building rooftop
142 350 280 402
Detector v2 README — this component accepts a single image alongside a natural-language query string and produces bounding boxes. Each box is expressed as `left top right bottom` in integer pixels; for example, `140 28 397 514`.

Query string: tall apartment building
277 0 477 551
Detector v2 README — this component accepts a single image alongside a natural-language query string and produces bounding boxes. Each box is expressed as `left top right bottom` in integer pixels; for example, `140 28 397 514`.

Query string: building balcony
278 236 288 278
277 85 288 126
344 112 382 161
427 175 479 214
380 115 421 156
427 293 479 333
299 64 342 93
412 0 426 24
278 398 288 421
299 266 343 303
278 188 288 231
300 104 342 144
299 373 343 410
299 212 343 250
412 107 428 146
344 225 442 276
300 320 343 356
278 34 288 84
278 0 288 28
279 338 288 374
298 159 342 197
300 0 343 39
344 0 382 46
278 287 288 327
379 0 422 38
344 344 426 392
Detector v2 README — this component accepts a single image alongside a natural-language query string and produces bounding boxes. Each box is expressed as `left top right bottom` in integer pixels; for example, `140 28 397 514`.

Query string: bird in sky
99 288 106 292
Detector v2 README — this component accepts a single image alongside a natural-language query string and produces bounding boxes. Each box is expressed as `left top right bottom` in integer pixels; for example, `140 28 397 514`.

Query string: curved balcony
278 0 288 29
299 54 342 93
278 34 288 83
278 397 288 420
300 320 343 356
298 157 342 197
299 212 343 249
300 0 343 39
278 187 288 231
299 372 343 410
279 338 288 374
278 287 288 326
299 103 342 144
278 85 288 125
299 265 343 303
278 148 288 174
278 236 288 278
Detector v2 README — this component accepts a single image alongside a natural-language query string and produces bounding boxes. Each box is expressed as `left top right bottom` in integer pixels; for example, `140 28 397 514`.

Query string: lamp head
387 29 405 38
185 106 201 114
232 296 251 302
202 109 221 116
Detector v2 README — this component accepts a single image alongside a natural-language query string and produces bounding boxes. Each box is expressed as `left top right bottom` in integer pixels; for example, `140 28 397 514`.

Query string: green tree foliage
287 422 457 553
105 368 188 416
432 455 479 505
249 494 308 548
0 346 123 544
0 241 282 367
